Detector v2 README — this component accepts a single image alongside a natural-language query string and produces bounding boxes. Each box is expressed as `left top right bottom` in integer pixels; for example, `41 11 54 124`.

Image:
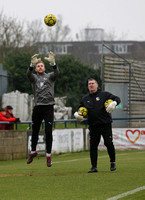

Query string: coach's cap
6 105 13 110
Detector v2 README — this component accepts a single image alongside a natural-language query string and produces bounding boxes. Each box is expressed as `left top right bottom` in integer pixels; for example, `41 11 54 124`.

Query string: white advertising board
27 128 84 154
52 129 84 153
86 128 145 150
27 127 145 154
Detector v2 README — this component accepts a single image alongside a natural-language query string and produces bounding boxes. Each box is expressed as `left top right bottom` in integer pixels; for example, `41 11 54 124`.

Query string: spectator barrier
0 117 145 160
1 117 145 130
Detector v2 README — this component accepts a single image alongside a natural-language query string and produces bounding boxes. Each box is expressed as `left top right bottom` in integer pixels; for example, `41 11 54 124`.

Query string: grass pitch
0 150 145 200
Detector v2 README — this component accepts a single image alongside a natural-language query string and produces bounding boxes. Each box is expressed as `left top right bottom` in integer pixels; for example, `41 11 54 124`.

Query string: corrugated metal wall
103 57 145 127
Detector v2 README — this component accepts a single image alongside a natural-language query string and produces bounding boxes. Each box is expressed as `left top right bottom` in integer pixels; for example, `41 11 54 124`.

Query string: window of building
38 45 49 54
114 44 127 53
54 45 67 54
98 44 111 54
38 44 68 55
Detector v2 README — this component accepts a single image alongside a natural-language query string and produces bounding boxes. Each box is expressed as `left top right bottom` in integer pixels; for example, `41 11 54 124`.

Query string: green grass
0 150 145 200
14 121 87 130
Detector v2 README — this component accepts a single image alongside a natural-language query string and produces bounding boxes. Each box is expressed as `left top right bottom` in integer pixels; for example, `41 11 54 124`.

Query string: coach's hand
74 112 84 122
106 101 117 113
44 51 56 66
30 54 41 67
15 118 21 122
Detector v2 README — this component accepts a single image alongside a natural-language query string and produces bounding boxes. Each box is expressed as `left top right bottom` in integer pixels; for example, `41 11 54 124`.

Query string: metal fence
0 117 145 130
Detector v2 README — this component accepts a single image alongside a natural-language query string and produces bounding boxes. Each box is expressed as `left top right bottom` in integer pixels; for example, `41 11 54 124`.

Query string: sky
1 0 145 41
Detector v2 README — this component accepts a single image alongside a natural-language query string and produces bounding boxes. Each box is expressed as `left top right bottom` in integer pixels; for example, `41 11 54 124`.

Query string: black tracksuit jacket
78 89 121 126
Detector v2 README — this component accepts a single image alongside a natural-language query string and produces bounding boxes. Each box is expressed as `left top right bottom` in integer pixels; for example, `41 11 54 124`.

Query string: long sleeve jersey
0 112 16 130
27 65 59 106
78 89 121 126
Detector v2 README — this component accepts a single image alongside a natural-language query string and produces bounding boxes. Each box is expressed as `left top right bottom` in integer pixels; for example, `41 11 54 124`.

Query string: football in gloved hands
74 112 84 122
106 100 117 113
78 107 88 118
104 99 113 109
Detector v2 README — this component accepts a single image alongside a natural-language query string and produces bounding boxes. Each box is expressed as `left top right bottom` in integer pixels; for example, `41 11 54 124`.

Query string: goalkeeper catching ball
27 52 59 167
74 78 121 173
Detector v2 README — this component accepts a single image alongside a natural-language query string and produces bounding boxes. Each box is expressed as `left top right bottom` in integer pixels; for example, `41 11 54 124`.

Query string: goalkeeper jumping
74 78 121 173
27 52 59 167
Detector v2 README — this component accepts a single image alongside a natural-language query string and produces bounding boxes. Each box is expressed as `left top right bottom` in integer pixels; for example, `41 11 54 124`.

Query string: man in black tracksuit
26 52 59 167
74 78 121 173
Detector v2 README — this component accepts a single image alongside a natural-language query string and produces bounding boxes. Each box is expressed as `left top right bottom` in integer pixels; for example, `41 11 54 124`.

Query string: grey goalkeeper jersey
27 66 59 106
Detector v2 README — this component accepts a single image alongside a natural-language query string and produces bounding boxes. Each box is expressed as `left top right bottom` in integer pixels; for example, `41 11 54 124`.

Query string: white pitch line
52 151 145 200
53 157 89 164
53 151 144 164
106 186 145 200
53 154 113 164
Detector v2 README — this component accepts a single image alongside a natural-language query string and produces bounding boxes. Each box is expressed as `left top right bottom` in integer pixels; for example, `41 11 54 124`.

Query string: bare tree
104 28 117 41
25 19 44 46
0 11 72 61
0 10 24 60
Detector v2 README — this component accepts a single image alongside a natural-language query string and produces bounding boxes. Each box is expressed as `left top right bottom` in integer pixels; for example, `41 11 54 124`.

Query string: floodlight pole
100 41 105 90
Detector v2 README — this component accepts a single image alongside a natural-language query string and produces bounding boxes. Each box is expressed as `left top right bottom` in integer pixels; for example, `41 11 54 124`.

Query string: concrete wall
0 127 145 161
0 130 27 161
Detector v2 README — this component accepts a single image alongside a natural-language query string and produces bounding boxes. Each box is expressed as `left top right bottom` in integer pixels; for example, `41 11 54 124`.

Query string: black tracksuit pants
89 123 115 168
31 105 54 153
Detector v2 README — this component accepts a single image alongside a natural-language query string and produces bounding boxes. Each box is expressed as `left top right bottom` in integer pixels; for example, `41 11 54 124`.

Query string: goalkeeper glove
44 51 56 66
106 101 117 113
30 54 41 67
74 112 84 122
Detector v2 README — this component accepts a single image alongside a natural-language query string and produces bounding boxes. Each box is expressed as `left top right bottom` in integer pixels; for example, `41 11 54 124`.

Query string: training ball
78 107 88 118
104 99 113 109
44 14 57 26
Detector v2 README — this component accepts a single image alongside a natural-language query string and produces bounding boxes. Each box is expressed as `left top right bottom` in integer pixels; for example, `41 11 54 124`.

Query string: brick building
38 41 145 69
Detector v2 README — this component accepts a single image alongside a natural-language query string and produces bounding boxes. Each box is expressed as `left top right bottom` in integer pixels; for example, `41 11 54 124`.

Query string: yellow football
44 14 57 26
104 99 113 109
78 107 88 118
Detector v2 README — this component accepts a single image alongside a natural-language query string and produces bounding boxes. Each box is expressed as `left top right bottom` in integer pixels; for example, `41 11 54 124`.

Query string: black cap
6 105 13 110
